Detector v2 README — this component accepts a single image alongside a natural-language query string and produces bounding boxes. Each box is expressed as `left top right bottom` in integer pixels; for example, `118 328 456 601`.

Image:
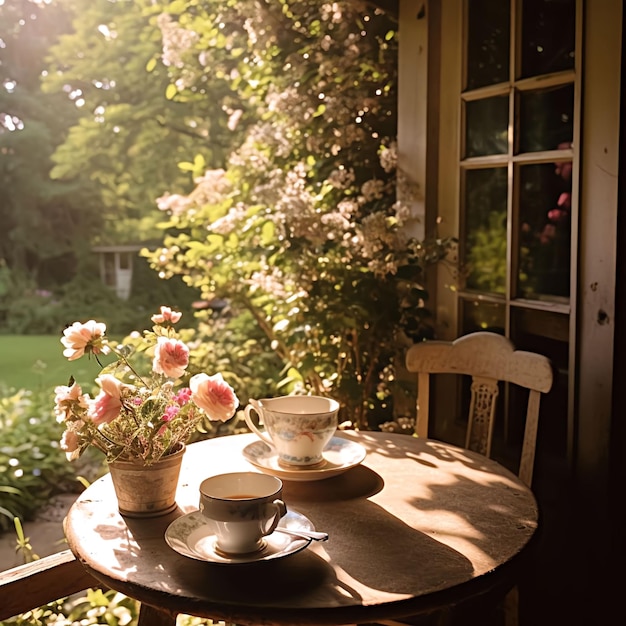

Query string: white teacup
244 395 340 468
199 472 287 555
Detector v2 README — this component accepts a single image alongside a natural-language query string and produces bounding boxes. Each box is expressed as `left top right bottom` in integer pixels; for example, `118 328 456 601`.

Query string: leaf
177 160 196 172
261 220 275 246
165 83 178 100
0 506 14 520
76 475 91 490
313 103 326 118
193 153 206 171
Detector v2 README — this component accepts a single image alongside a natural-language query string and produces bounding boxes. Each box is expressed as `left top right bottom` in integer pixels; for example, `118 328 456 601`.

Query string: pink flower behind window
548 208 569 223
190 373 239 422
152 337 190 379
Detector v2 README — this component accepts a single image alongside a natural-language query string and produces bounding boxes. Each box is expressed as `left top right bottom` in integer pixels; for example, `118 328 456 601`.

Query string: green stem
115 351 150 387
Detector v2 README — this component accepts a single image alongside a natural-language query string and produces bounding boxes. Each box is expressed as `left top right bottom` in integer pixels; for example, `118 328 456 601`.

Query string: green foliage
41 0 233 247
0 252 201 337
0 588 140 626
0 0 102 287
11 516 40 564
0 587 228 625
0 385 78 531
465 210 507 294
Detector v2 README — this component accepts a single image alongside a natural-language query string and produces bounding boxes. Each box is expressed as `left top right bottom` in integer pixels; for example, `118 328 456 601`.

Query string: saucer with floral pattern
242 436 366 481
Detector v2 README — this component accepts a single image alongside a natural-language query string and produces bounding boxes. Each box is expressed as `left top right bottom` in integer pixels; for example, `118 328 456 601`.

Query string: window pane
511 307 569 457
467 0 510 90
119 252 131 270
521 0 575 78
460 299 505 334
518 84 574 153
518 162 571 299
464 167 508 294
465 96 509 157
103 253 115 287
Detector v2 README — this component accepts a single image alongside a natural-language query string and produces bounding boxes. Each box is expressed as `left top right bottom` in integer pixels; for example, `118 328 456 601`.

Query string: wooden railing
0 551 363 626
0 550 99 621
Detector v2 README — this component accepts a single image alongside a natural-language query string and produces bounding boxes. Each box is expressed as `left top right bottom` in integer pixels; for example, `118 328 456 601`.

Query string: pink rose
548 208 568 223
189 373 239 422
60 428 81 452
539 223 556 244
61 320 109 361
88 374 127 426
557 192 571 210
152 337 190 379
54 382 89 422
151 306 182 325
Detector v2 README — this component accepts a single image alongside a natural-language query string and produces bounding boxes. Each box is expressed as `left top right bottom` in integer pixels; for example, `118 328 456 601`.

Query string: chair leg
137 603 177 626
503 585 519 626
359 610 452 626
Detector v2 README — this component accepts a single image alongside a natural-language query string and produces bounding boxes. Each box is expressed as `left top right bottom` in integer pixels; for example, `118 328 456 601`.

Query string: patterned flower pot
107 444 185 517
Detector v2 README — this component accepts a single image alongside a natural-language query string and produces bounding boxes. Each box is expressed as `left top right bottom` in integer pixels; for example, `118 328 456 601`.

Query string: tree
41 0 242 245
0 0 100 287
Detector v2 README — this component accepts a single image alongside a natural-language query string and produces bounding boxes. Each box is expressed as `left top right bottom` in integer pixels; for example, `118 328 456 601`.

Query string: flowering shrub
55 306 240 465
145 1 453 429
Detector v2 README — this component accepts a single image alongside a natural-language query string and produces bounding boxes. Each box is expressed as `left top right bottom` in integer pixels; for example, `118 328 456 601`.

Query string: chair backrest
405 331 553 486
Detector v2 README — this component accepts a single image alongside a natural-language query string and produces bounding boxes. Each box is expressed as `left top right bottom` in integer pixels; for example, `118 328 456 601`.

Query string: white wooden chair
405 331 553 487
370 332 553 626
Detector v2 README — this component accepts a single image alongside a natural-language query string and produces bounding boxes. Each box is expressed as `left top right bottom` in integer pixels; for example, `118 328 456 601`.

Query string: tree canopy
0 0 100 287
41 0 228 245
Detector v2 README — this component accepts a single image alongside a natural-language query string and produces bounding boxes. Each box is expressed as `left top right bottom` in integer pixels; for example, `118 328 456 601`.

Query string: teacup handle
244 400 274 448
261 499 287 536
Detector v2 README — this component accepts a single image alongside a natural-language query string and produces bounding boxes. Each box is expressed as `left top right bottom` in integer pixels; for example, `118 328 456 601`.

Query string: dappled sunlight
339 429 537 572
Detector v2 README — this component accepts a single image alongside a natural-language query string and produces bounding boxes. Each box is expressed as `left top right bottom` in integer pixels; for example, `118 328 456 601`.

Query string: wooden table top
64 431 538 625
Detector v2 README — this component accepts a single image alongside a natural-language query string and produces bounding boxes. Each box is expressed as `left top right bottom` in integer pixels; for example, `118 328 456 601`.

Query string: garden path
0 493 76 570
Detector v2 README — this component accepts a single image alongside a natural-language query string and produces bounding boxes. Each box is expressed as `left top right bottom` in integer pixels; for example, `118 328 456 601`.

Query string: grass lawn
0 335 101 392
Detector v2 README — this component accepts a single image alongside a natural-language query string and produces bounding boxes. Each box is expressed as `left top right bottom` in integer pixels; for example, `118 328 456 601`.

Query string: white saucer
242 435 366 481
165 509 314 564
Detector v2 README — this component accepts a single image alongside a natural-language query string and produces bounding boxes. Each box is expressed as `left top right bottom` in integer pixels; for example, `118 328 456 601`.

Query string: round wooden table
64 431 538 626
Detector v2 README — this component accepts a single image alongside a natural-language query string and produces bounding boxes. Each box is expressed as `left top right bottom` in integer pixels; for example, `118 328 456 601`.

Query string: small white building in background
92 245 142 301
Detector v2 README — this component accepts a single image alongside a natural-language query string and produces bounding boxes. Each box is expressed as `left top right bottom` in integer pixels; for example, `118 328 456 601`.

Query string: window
433 0 579 465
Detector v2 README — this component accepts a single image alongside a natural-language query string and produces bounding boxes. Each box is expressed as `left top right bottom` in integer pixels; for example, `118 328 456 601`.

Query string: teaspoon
275 527 329 541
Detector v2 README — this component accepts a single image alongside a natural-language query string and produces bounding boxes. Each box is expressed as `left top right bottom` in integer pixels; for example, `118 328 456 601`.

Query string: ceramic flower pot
107 443 185 517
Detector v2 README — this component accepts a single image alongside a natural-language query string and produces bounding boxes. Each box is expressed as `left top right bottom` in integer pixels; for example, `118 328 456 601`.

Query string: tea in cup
244 395 339 468
199 472 287 555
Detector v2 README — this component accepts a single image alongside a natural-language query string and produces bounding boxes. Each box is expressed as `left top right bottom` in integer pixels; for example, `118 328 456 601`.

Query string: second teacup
244 395 339 468
199 472 286 555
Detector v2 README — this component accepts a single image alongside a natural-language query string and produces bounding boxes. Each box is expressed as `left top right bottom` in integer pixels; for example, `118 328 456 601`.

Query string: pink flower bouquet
55 306 240 465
